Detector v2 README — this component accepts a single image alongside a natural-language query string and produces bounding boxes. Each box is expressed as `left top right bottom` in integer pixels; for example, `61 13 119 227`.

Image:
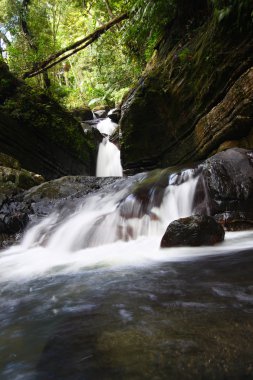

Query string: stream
1 123 253 379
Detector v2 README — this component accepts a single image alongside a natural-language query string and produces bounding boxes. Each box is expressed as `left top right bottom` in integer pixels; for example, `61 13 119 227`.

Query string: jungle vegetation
0 0 251 108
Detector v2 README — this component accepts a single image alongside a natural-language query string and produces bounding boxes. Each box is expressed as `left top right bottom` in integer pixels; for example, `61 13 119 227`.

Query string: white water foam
96 137 123 177
97 118 117 135
1 171 252 282
96 118 123 177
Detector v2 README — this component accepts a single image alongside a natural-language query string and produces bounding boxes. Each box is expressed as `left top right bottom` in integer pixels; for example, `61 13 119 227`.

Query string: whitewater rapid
1 170 253 282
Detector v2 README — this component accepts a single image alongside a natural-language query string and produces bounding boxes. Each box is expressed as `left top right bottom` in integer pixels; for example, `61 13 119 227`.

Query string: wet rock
0 166 45 188
120 3 253 173
70 106 93 121
23 176 118 203
214 211 253 231
94 109 108 119
160 215 225 248
3 212 29 234
89 127 104 144
194 148 253 230
0 164 45 208
108 108 121 123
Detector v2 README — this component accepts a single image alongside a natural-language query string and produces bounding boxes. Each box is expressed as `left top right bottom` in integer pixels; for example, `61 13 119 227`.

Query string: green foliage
0 63 95 164
178 48 191 63
0 0 180 108
123 0 176 63
211 0 253 28
2 0 251 109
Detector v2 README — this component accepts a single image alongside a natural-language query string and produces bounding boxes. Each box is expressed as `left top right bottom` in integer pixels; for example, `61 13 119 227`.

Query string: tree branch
20 0 38 51
23 12 128 79
104 0 114 19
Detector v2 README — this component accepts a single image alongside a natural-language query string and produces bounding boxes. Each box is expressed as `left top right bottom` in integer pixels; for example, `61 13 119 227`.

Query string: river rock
193 148 253 230
160 215 225 248
94 109 108 118
0 158 45 206
70 106 93 121
3 212 29 234
108 108 121 123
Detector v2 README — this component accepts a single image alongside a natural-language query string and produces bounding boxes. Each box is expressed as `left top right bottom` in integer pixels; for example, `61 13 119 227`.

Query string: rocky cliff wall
120 0 253 173
0 61 96 179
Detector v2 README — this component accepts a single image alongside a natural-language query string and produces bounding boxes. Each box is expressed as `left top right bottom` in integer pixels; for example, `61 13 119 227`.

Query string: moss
121 0 253 170
18 172 38 190
0 63 96 172
0 153 20 169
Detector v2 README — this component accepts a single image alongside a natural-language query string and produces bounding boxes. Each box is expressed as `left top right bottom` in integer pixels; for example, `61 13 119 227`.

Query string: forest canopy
0 0 249 108
0 0 177 108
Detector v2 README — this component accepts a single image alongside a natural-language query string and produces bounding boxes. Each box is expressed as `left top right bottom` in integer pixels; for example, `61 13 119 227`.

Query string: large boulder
120 1 253 173
160 215 225 248
194 148 253 230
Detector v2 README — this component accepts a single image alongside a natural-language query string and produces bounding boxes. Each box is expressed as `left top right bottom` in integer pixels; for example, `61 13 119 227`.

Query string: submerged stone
160 215 225 248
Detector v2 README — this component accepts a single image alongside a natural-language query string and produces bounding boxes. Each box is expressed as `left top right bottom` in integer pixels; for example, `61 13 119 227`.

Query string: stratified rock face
120 2 253 173
160 215 224 248
0 61 96 179
194 148 253 230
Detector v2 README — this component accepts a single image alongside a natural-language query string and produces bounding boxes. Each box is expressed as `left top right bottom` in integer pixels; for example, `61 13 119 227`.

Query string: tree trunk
20 0 51 88
104 0 114 19
23 12 128 79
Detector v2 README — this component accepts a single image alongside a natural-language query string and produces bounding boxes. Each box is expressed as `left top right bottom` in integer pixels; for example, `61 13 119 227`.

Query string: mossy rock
70 106 93 121
0 166 45 206
121 1 253 172
0 152 20 169
18 171 44 190
0 63 97 179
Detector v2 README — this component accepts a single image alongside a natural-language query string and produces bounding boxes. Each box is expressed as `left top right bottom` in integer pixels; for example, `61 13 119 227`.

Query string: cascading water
1 168 253 379
96 136 123 177
1 169 252 281
96 118 118 135
0 170 198 280
96 118 123 177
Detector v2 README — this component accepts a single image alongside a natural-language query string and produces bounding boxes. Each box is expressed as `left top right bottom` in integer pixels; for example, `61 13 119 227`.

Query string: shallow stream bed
1 232 253 380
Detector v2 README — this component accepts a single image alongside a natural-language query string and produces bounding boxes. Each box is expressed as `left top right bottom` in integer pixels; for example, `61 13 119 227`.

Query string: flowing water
1 169 253 379
96 118 123 177
96 137 123 177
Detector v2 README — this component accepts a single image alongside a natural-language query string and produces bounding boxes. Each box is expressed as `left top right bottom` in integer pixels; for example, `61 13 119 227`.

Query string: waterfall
10 170 198 254
97 118 117 135
1 168 253 281
96 137 123 177
96 118 123 177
